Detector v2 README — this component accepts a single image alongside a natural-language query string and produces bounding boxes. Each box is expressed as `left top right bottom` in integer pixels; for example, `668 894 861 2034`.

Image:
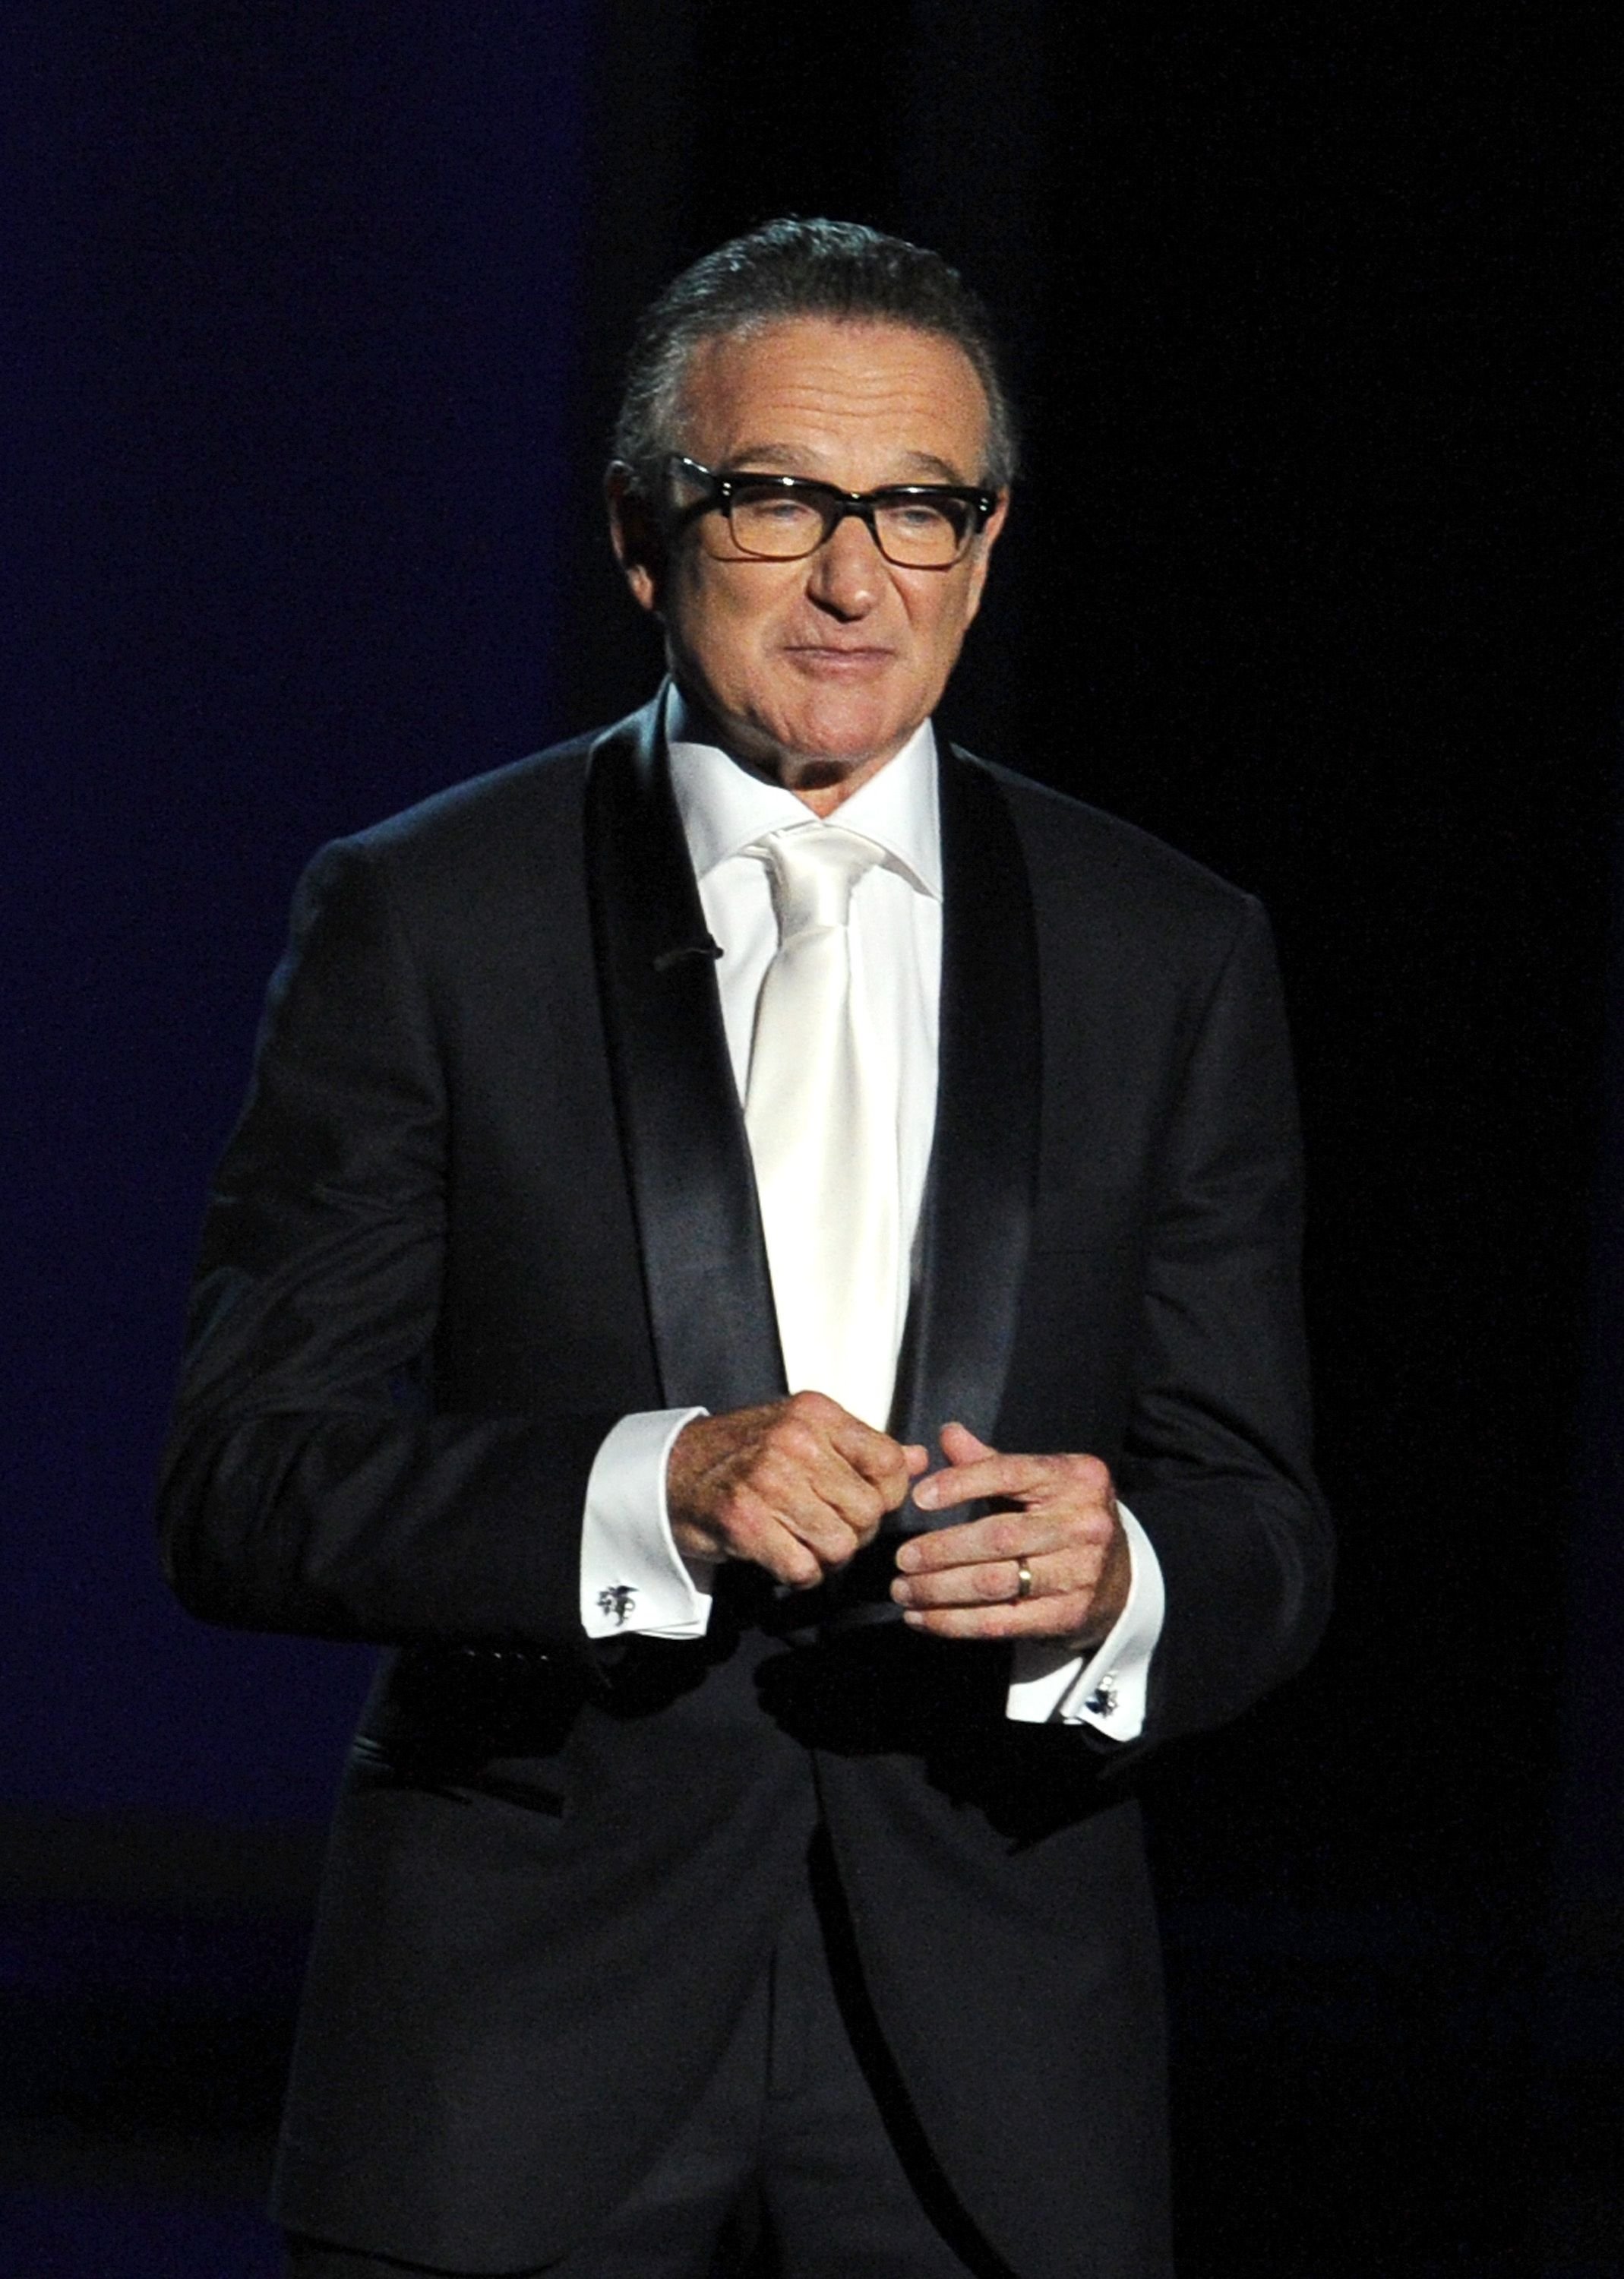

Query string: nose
804 509 886 618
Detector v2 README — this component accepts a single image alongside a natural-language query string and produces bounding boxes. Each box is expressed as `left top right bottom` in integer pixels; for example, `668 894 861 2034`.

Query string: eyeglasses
659 456 999 570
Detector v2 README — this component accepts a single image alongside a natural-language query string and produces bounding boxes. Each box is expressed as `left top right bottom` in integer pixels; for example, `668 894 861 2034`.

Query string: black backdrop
5 5 1620 2273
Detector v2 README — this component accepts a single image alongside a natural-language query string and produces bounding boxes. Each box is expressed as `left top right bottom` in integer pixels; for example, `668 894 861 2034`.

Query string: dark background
5 4 1619 2274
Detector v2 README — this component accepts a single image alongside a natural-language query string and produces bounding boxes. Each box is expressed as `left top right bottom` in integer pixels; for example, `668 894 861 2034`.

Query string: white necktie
744 826 899 1429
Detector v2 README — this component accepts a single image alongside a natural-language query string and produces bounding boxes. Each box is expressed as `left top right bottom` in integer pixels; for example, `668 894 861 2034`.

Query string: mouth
782 643 894 675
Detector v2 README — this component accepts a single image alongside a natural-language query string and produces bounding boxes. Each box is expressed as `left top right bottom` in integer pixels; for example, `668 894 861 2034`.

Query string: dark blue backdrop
8 3 594 1825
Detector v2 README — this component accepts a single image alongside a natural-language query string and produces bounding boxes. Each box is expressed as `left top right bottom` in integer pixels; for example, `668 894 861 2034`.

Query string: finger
938 1420 997 1465
668 1405 882 1574
730 1466 880 1577
893 1535 1107 1607
716 1444 870 1568
899 1593 1100 1644
896 1506 1115 1576
776 1441 918 1565
914 1445 1116 1519
782 1392 916 1512
911 1452 1066 1516
828 1409 920 1500
899 1524 1133 1639
769 1465 882 1563
892 1553 1045 1610
751 1513 839 1590
760 1397 892 1540
693 1475 833 1588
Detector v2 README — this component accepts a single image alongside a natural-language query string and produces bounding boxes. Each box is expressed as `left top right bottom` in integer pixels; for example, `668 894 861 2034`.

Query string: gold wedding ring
1015 1558 1034 1601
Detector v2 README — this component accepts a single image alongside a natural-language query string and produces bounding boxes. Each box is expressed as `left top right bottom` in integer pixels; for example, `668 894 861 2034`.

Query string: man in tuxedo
160 220 1331 2279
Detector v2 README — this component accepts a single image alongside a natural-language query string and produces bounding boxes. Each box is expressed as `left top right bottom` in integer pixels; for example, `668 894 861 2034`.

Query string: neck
664 685 915 817
775 748 901 817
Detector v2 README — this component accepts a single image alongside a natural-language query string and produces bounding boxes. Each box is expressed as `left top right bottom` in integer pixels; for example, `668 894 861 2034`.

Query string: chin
773 700 911 773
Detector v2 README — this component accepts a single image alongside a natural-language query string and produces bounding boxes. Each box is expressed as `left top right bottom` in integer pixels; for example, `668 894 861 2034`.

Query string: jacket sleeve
157 836 616 1653
1117 895 1334 1744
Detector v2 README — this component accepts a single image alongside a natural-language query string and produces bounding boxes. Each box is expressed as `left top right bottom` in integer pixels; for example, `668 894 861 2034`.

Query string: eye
876 495 968 542
890 503 955 533
731 482 820 515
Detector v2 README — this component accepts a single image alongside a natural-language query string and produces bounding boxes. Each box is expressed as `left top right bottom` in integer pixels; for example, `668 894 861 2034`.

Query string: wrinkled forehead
671 316 994 486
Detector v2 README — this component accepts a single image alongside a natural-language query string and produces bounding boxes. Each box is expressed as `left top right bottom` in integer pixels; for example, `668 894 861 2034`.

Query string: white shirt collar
664 686 942 899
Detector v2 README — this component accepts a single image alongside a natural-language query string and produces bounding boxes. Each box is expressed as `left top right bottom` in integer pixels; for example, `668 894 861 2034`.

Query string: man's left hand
891 1423 1130 1647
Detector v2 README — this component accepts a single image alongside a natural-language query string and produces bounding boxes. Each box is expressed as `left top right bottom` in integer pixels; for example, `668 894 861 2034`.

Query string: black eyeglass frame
657 455 1000 568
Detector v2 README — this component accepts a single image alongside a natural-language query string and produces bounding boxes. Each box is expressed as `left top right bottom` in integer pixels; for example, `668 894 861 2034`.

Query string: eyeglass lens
724 481 974 567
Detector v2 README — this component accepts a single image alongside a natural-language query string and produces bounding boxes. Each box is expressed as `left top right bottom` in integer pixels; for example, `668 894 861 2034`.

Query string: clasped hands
667 1392 1130 1648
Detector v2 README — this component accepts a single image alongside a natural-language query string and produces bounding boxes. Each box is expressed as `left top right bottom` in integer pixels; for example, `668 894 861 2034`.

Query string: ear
605 462 665 615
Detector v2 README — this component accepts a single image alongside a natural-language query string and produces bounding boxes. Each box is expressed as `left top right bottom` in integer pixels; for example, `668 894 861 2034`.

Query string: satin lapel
585 701 787 1414
894 748 1041 1475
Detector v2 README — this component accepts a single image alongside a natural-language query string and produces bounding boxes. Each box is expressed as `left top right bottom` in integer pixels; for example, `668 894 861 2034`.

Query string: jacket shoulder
347 729 600 868
294 710 652 918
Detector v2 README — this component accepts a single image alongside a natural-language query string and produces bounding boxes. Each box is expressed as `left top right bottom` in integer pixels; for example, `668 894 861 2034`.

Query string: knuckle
725 1497 771 1554
1069 1454 1111 1499
710 1484 747 1534
794 1511 840 1559
745 1451 782 1503
765 1438 810 1489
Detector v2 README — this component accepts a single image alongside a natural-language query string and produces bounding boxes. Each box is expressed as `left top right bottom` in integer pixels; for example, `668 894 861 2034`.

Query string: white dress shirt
578 694 1164 1736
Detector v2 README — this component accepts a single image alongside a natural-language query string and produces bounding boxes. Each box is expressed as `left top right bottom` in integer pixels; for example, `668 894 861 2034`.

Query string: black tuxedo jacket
160 697 1331 2279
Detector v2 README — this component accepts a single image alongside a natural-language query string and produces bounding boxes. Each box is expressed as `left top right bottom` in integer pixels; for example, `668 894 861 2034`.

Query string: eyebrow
722 444 975 486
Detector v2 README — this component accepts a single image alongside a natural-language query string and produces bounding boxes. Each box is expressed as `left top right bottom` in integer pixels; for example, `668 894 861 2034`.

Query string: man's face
612 318 1006 797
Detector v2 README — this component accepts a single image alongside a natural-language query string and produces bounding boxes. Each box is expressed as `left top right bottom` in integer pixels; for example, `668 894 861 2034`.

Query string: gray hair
613 217 1019 493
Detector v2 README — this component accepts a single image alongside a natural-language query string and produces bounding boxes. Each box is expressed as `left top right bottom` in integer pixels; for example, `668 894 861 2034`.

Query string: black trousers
286 1836 1016 2279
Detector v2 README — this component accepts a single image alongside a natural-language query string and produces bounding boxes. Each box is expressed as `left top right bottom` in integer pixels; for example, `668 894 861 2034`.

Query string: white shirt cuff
580 1408 717 1640
1003 1503 1164 1739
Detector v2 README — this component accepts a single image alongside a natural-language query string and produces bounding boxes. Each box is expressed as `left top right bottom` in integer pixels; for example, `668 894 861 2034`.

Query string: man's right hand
666 1393 927 1589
